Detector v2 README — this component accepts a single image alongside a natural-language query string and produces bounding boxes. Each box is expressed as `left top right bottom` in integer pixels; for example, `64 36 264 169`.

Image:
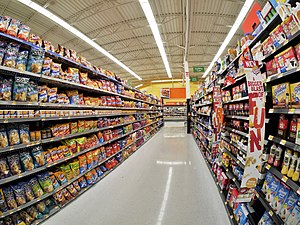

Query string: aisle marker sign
212 86 223 156
241 60 265 190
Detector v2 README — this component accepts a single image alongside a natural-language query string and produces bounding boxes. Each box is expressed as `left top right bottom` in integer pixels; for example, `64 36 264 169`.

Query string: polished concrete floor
44 123 231 225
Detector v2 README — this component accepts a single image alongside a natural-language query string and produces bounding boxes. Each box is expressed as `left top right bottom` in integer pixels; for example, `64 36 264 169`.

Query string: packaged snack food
266 59 278 77
279 190 298 222
54 190 66 206
44 198 55 208
0 188 8 213
11 214 27 225
91 169 97 182
0 125 9 148
76 137 86 151
41 57 52 76
66 184 78 197
78 177 87 188
10 184 26 206
19 210 34 224
50 62 61 78
15 51 28 72
17 25 31 41
95 167 103 177
37 172 54 193
69 160 80 177
36 201 49 214
63 139 77 154
6 19 20 37
26 47 44 74
272 83 290 108
7 124 20 146
60 164 73 180
26 206 43 220
86 151 93 169
49 173 60 189
31 146 46 167
26 81 38 102
22 181 35 201
54 171 67 185
270 182 290 213
2 187 17 210
275 47 298 73
29 178 44 198
78 155 87 173
0 16 11 32
0 76 13 101
62 188 73 201
19 124 30 144
3 42 20 68
70 122 78 134
19 151 34 171
38 85 48 102
7 154 21 175
286 200 300 224
47 87 57 103
13 77 29 102
290 82 300 107
72 180 81 192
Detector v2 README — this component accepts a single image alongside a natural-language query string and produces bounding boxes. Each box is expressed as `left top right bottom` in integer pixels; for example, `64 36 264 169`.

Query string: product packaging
272 83 290 108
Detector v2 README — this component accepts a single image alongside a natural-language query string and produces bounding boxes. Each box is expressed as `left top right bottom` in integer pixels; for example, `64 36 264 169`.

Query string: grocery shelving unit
163 105 186 121
0 25 164 224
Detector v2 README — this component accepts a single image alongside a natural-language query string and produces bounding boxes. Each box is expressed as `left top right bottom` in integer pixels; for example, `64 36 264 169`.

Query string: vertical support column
185 60 191 133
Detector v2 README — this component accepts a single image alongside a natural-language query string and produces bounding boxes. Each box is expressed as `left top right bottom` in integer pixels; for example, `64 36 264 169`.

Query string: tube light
135 84 143 88
139 0 172 78
17 0 142 81
202 0 254 78
151 79 183 83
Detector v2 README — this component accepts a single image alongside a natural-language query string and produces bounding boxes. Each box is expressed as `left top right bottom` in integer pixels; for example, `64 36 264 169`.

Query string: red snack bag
6 19 21 37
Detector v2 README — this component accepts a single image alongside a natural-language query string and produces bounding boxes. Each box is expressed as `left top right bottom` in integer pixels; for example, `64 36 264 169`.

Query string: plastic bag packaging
31 146 46 167
53 190 66 206
10 183 26 206
0 16 11 32
7 124 20 146
26 47 44 74
47 87 57 103
66 184 78 197
78 176 87 188
41 57 52 76
6 19 20 37
29 177 44 198
36 201 49 214
54 171 67 185
2 187 17 210
26 81 38 102
3 43 20 68
26 205 43 220
78 155 87 173
15 51 28 72
69 160 80 177
60 164 73 181
21 181 35 201
13 77 29 102
19 210 34 224
0 76 13 101
72 180 81 192
49 172 60 189
7 154 21 175
37 172 54 193
17 24 31 41
19 124 30 144
38 85 48 102
50 62 61 78
0 188 8 213
19 150 34 171
0 125 9 148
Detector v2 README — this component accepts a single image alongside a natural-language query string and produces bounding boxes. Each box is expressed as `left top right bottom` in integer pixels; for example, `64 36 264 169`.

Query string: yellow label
280 140 286 145
297 188 300 195
269 135 274 140
269 211 273 216
288 109 295 114
269 109 274 113
282 176 288 182
266 164 271 170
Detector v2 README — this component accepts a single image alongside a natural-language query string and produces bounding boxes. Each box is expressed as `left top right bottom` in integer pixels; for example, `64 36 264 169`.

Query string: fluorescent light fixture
202 0 254 78
151 79 183 83
139 0 172 78
135 84 143 88
17 0 142 81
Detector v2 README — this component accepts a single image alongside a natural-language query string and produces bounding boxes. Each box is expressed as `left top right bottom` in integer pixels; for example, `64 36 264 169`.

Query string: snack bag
0 188 8 213
0 16 11 32
78 177 87 188
86 151 93 169
26 81 38 102
29 178 44 198
60 164 74 180
7 154 21 175
21 181 35 201
0 76 13 101
19 124 30 144
11 214 27 225
78 155 87 173
0 125 9 148
61 145 71 158
6 19 20 37
3 43 20 68
69 160 80 177
17 25 31 41
63 139 77 154
62 188 73 201
0 41 6 64
2 187 17 210
49 172 60 189
66 184 78 197
85 172 93 185
72 180 81 192
50 62 61 78
96 167 103 177
53 190 66 206
31 146 46 167
41 57 52 76
19 151 35 171
26 46 44 74
54 171 67 185
38 85 48 102
91 169 97 182
15 51 28 72
79 72 88 85
44 198 55 208
13 77 29 102
19 211 34 225
26 206 43 220
36 201 49 214
44 150 53 164
70 122 78 134
37 172 54 193
10 184 26 206
76 137 86 151
47 87 57 103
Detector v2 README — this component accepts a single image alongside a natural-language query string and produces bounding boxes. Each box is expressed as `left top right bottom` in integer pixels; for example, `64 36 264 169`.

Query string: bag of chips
95 167 103 177
44 198 55 208
10 184 26 206
19 210 34 224
7 154 21 175
15 51 28 72
7 125 20 146
78 155 87 174
6 19 20 37
62 188 73 201
19 124 30 144
3 42 20 68
91 169 97 183
3 216 14 225
0 188 8 213
0 16 11 32
20 151 34 171
70 122 78 134
2 187 17 210
38 85 48 102
50 62 61 78
69 160 80 177
13 77 29 102
17 24 31 41
63 139 77 154
54 171 67 185
44 150 53 164
0 125 9 148
37 172 54 193
21 181 35 201
78 177 87 188
76 137 86 151
60 164 73 181
11 214 26 225
47 87 57 103
61 145 71 158
26 81 38 102
85 172 93 185
31 146 46 167
26 205 43 220
53 190 66 206
36 201 49 214
29 178 44 198
66 184 78 197
49 172 60 189
86 152 93 169
0 76 13 101
26 46 44 74
41 57 52 76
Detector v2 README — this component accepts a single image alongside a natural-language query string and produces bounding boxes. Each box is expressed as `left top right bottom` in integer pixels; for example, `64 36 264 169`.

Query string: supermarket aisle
44 126 231 225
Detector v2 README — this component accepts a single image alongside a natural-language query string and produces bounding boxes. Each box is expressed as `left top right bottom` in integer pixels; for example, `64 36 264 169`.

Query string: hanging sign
193 66 205 73
212 86 223 156
240 60 265 196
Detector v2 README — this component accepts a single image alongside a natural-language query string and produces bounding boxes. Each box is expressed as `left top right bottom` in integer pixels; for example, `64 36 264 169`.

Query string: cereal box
295 43 300 63
282 14 300 39
279 191 298 222
258 212 272 225
262 172 275 194
270 182 290 213
290 82 300 107
285 200 300 225
266 177 281 203
266 59 278 77
270 24 287 48
275 47 298 73
272 83 290 108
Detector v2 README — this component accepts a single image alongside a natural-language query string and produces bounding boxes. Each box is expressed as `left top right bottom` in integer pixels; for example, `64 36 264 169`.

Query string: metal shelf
222 74 246 90
224 126 249 138
269 108 300 114
221 136 247 154
224 115 249 121
266 67 300 83
268 135 300 153
223 96 249 104
195 102 213 107
220 147 245 169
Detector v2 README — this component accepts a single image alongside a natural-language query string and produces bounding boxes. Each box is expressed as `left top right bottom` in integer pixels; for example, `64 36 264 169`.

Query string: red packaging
278 114 289 139
266 59 278 77
289 115 298 142
270 24 287 48
262 36 275 56
294 43 300 63
275 47 298 73
282 15 300 39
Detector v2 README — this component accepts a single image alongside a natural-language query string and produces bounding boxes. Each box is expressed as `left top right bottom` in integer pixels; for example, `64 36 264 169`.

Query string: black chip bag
31 146 46 167
0 76 12 101
3 42 20 68
26 46 44 74
10 183 26 206
2 187 17 210
19 124 30 144
26 205 43 220
15 51 28 72
21 181 35 202
26 81 38 102
7 124 20 146
13 77 29 102
7 154 21 175
0 188 8 213
0 157 10 178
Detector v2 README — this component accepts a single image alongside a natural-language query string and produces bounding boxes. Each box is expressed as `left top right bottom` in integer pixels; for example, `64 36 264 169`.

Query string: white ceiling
0 0 266 85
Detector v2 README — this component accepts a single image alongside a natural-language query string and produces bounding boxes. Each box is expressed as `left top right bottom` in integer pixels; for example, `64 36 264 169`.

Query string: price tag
256 193 259 198
225 201 228 205
269 135 274 141
3 119 8 123
280 140 286 145
233 178 236 182
282 176 288 183
269 109 274 113
269 211 273 216
278 74 283 78
12 101 16 105
266 164 271 170
9 147 14 151
289 109 295 114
